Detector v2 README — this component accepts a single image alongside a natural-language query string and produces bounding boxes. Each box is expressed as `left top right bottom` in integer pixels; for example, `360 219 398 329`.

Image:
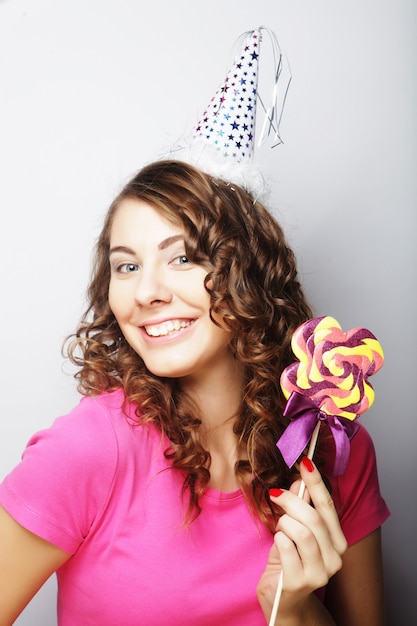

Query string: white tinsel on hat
163 26 291 200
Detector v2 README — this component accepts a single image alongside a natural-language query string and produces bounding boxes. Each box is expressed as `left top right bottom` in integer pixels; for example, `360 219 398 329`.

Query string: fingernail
269 488 284 498
301 457 315 473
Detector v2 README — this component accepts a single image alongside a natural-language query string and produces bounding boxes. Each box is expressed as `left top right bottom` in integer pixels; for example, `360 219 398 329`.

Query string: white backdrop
0 1 415 624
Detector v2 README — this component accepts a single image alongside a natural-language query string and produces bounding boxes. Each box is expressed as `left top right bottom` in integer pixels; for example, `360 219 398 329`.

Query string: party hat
192 29 261 162
166 26 291 198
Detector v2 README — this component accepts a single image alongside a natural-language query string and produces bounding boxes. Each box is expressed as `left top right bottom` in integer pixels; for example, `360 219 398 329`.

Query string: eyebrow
158 234 184 250
109 235 184 256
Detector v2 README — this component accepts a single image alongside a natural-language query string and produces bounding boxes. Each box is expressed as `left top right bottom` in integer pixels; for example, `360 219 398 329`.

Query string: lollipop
277 315 384 475
268 315 384 626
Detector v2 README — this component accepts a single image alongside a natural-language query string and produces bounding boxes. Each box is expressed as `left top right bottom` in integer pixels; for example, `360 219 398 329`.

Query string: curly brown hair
65 159 314 530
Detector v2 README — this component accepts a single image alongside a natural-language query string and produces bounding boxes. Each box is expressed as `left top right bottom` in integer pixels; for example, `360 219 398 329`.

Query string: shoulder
21 390 129 465
340 423 381 490
348 422 376 459
0 389 150 553
33 389 137 449
321 422 377 479
0 392 138 552
326 424 390 545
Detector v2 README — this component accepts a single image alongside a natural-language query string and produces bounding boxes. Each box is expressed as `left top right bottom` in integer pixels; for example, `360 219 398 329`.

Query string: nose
134 265 172 307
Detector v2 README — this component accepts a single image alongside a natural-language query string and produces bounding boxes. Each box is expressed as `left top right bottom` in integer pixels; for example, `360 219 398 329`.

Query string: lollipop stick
268 421 321 626
297 421 320 499
268 567 283 626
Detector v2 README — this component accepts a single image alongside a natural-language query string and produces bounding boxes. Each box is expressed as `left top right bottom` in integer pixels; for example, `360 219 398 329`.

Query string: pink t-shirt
0 390 389 625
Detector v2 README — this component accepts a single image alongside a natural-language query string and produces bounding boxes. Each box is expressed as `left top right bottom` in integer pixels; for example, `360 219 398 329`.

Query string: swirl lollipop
268 315 384 626
277 315 384 475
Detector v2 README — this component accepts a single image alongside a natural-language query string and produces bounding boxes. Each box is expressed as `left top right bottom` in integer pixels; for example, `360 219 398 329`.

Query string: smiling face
108 199 235 383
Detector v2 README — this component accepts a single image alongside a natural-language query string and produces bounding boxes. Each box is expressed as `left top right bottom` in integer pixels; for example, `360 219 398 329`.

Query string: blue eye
173 255 189 265
119 263 139 273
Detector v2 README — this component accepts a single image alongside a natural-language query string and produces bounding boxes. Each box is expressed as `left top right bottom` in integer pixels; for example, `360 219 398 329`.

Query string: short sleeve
0 396 119 554
327 424 390 546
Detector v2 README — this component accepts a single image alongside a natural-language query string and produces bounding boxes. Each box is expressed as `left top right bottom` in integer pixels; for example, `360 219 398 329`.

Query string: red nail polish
301 457 315 473
269 488 284 498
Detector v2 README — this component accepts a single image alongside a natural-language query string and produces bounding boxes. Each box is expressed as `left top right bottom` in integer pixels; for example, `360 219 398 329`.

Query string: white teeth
144 320 192 337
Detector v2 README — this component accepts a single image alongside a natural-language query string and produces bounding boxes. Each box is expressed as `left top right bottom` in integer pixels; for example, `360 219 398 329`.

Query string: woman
0 160 389 625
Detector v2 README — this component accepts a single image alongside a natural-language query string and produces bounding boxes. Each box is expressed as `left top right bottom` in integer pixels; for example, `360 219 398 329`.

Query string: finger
299 457 348 555
269 488 332 559
277 512 342 586
273 530 308 590
269 473 346 577
269 491 340 590
289 476 311 503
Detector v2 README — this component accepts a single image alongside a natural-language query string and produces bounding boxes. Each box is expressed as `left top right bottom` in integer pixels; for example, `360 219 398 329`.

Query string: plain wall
0 0 415 623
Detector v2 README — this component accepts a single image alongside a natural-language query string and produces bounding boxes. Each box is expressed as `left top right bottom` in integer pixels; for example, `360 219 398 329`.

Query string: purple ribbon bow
276 391 360 475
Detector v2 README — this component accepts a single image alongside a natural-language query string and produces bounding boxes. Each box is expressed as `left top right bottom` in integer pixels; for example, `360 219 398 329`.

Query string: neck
180 360 248 492
181 357 244 430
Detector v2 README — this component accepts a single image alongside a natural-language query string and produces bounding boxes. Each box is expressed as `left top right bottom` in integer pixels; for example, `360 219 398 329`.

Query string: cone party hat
167 26 291 198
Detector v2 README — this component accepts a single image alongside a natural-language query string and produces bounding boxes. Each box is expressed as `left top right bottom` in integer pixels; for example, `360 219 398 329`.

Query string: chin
144 361 194 379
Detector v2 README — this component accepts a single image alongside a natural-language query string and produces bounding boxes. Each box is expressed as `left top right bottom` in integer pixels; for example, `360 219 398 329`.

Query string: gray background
0 0 415 624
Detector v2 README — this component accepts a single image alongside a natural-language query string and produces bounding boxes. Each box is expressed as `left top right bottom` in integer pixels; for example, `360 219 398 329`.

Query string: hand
257 457 347 624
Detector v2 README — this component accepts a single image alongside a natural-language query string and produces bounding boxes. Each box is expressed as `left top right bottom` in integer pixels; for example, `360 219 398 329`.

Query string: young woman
0 160 389 625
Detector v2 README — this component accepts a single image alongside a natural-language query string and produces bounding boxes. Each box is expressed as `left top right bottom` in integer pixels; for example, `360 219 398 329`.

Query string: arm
324 528 385 625
0 505 70 626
